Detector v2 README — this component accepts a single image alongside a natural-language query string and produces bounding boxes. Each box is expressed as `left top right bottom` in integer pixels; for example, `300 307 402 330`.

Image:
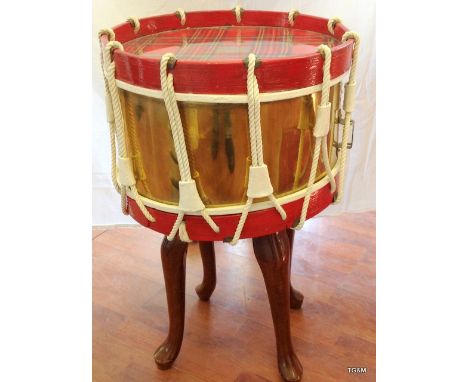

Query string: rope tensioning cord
102 40 155 222
98 29 120 196
335 30 360 203
160 53 220 242
293 44 335 230
229 53 287 245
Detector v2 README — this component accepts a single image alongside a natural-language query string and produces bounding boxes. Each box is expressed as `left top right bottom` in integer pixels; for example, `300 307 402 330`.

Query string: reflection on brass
293 96 313 189
124 92 150 195
211 109 220 160
171 177 179 190
170 150 178 164
185 106 199 150
193 170 211 205
224 110 235 173
119 85 340 207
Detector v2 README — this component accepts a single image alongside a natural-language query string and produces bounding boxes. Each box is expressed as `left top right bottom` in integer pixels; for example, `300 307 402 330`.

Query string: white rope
335 31 360 203
234 6 242 23
176 9 186 25
102 41 155 222
120 187 127 214
317 45 337 194
321 136 336 193
99 28 115 42
99 29 117 192
178 221 191 242
167 212 184 241
327 17 342 35
127 17 140 33
160 53 220 242
98 31 120 194
230 54 286 245
294 44 333 230
288 9 299 26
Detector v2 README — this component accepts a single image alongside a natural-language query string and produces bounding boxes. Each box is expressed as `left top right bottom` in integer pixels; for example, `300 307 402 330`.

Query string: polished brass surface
119 85 340 207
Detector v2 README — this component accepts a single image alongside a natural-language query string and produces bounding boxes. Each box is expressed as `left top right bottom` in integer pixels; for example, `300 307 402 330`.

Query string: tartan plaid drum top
123 26 339 61
107 11 354 93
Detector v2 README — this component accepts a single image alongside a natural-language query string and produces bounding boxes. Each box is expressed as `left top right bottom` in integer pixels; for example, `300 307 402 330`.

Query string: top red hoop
99 10 354 94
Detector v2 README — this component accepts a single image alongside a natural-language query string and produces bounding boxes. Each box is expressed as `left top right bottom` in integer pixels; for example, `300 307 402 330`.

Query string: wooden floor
93 212 375 382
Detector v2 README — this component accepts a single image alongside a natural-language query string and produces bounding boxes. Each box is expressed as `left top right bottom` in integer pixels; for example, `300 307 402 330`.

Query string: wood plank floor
93 212 375 382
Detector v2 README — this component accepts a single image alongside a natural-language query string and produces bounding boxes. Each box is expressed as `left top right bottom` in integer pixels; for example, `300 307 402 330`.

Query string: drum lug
333 116 355 150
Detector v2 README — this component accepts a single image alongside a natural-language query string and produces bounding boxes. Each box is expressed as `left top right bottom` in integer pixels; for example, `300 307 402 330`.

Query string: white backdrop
92 0 375 225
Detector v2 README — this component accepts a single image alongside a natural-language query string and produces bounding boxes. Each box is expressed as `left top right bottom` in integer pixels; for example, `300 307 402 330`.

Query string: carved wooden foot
153 236 188 370
286 229 304 310
253 230 303 382
195 241 217 301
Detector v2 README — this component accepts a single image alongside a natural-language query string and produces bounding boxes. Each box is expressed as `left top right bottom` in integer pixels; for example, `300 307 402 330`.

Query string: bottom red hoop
127 177 337 241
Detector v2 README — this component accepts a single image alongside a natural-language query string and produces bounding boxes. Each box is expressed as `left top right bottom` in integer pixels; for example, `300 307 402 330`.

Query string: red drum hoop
100 10 354 94
128 176 337 242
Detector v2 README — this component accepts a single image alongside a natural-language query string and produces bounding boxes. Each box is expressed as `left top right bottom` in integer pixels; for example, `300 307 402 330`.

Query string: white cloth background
92 0 375 225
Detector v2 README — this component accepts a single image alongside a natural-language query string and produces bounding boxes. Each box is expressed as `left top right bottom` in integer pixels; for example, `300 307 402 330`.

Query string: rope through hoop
98 30 120 195
101 39 155 222
229 53 287 245
335 31 360 203
160 53 220 242
294 44 334 230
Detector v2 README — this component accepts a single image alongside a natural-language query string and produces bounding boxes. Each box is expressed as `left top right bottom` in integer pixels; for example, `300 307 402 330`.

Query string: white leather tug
178 180 205 212
344 81 356 113
246 165 274 198
313 102 331 137
118 156 136 186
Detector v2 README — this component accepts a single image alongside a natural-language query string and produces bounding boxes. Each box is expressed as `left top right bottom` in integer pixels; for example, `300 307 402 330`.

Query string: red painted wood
100 10 353 94
127 179 336 242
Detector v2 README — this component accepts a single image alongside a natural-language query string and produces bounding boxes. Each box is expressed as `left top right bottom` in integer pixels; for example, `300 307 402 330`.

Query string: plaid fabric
123 26 337 61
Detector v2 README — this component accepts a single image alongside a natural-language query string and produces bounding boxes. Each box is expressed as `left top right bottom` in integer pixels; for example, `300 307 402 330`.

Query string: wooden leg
153 236 188 370
195 241 217 301
253 231 303 382
286 229 304 310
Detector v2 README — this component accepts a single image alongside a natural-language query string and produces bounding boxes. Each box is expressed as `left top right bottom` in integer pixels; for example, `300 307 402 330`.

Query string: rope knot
105 41 124 64
327 17 342 35
98 28 115 41
233 6 243 23
288 9 299 26
127 17 140 33
342 31 360 44
175 9 186 25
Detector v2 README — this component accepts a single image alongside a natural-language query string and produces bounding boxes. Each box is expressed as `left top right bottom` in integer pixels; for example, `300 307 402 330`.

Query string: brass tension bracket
333 110 355 152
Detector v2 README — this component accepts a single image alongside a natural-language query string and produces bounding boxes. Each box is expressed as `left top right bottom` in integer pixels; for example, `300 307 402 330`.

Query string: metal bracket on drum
333 115 355 150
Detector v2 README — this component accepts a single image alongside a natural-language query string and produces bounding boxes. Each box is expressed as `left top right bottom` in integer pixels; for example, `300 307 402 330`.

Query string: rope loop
233 5 243 23
104 41 124 66
98 28 115 41
127 17 140 33
327 17 342 35
342 31 360 82
176 8 186 25
288 9 299 26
